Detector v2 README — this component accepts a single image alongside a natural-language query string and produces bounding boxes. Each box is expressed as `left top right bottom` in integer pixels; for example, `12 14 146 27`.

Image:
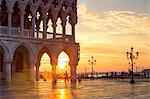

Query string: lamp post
133 63 137 74
88 56 96 79
127 47 139 84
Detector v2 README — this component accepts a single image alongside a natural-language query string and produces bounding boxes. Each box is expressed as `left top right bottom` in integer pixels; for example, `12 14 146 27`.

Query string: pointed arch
12 1 21 27
12 44 32 81
24 3 32 29
0 41 9 54
0 0 8 26
57 46 75 64
36 46 53 66
57 51 70 69
0 42 5 73
11 42 34 61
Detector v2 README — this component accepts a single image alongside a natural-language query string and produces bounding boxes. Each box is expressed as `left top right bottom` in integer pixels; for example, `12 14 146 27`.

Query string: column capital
7 8 13 14
20 9 26 16
42 14 48 20
69 12 78 26
4 61 13 64
30 61 36 66
4 58 13 63
61 20 67 27
30 4 37 17
36 62 40 68
69 62 78 67
69 57 79 66
51 59 58 66
0 0 2 5
6 0 15 13
52 22 57 28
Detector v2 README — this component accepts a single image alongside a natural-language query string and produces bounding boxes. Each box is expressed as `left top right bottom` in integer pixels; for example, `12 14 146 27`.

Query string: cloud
77 2 150 46
77 2 150 72
78 3 150 35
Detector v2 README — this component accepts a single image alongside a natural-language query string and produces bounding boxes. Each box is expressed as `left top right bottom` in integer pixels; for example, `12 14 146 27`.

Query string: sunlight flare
58 52 69 70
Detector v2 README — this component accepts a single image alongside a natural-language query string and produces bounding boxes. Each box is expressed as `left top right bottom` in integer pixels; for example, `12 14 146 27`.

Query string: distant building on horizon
142 69 150 77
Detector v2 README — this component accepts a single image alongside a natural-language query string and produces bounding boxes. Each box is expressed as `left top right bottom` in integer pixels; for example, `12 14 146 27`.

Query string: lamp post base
130 79 135 84
91 77 94 80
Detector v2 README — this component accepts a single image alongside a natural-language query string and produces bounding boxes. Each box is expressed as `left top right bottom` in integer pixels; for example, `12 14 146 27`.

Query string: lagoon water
0 79 150 99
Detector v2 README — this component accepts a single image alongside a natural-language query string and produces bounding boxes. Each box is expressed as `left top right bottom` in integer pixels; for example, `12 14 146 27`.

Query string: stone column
51 57 57 83
70 63 77 83
36 66 39 81
61 20 66 41
35 62 40 81
6 0 15 36
43 15 47 39
52 65 57 83
8 10 13 35
31 12 36 38
5 61 12 82
20 11 25 37
71 24 75 41
30 62 35 83
52 22 57 39
0 0 2 11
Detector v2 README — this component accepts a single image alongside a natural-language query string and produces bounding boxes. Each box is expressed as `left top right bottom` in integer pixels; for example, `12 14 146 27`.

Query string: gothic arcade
0 0 79 83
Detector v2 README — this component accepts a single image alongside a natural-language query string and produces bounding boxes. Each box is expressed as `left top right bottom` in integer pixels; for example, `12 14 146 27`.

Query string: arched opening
47 8 53 39
12 45 30 81
24 4 32 29
39 53 52 81
0 45 5 80
36 48 53 81
0 0 8 26
35 7 43 38
56 17 62 34
57 51 70 82
12 2 20 28
66 16 71 35
47 19 53 39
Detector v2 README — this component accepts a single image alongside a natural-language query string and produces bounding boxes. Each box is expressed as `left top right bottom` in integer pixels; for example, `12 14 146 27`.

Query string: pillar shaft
20 12 25 37
71 25 75 41
32 13 36 38
30 63 35 83
70 64 77 83
36 66 40 81
61 21 66 41
52 23 56 39
36 27 40 38
8 11 12 35
43 16 47 39
62 26 66 41
5 62 12 82
52 65 57 83
51 57 57 83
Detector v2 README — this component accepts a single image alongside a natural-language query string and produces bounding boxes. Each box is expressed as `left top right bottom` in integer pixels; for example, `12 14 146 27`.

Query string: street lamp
127 47 139 84
84 68 89 78
88 56 96 79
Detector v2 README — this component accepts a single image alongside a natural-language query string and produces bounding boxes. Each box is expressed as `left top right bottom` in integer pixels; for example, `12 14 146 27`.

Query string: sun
58 52 69 69
39 53 51 72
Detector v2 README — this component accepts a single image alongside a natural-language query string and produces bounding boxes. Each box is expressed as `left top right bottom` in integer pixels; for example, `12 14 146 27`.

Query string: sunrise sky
40 0 150 73
76 0 150 72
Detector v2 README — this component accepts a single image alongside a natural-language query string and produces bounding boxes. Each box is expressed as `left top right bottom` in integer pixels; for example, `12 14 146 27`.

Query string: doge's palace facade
0 0 79 83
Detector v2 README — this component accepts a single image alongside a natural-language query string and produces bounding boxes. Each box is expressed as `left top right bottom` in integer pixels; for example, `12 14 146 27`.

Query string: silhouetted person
78 76 81 83
64 71 68 82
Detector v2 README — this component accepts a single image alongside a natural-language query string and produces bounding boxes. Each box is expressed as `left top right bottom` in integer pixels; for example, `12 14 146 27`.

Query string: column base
30 80 35 84
130 79 135 84
52 79 57 83
71 79 76 83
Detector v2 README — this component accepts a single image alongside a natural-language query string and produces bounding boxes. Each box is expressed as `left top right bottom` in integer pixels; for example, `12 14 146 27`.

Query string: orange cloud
76 3 150 72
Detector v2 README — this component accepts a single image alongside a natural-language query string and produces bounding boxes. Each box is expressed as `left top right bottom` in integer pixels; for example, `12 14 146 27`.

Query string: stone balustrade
0 26 74 42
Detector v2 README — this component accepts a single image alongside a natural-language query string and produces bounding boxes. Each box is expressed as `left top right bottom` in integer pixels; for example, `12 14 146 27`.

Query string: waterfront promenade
0 79 150 99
